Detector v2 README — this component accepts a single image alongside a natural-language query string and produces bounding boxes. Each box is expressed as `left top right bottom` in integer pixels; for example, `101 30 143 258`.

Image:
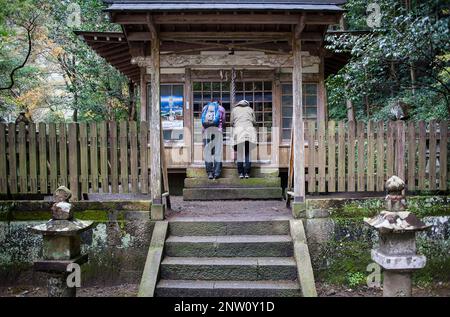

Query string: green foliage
346 271 366 288
326 0 450 121
0 0 133 122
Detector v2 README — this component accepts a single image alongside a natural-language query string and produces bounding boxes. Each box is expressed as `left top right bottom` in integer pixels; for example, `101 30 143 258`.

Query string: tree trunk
410 63 416 95
345 84 354 121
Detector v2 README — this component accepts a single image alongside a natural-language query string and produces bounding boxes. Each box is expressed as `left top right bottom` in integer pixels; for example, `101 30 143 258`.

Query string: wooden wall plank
130 121 139 193
395 121 406 182
327 121 336 192
68 123 79 200
376 121 385 191
367 121 375 191
357 121 365 192
18 123 27 193
308 120 316 193
0 125 7 194
407 121 416 191
347 121 356 192
48 123 58 192
386 121 395 179
29 123 38 193
99 121 109 193
318 120 326 192
8 123 17 194
418 121 426 190
439 121 448 191
337 121 346 192
428 120 437 190
89 122 99 193
140 121 149 194
109 121 119 193
119 121 129 193
38 122 47 194
59 123 68 187
79 122 89 194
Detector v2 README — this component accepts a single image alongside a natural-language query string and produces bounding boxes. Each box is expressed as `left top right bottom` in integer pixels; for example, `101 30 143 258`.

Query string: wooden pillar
150 35 164 219
140 67 148 121
318 51 327 123
292 34 306 205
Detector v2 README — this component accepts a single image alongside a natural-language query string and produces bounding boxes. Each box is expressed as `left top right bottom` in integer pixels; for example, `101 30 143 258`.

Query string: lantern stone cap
364 211 430 233
29 219 94 236
371 249 427 271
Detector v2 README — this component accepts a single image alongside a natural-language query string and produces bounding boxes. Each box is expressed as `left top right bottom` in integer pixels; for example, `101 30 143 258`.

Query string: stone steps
186 167 279 179
169 219 290 236
184 177 281 188
165 235 293 257
183 187 283 200
154 218 303 297
160 256 297 281
155 279 301 297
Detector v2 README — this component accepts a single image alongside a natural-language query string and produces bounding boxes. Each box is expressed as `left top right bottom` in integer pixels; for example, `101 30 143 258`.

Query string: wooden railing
0 120 448 199
303 120 448 193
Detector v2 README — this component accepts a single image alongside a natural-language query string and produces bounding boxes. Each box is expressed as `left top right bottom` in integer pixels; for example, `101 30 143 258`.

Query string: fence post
439 121 448 191
395 121 405 184
0 124 7 194
68 122 80 201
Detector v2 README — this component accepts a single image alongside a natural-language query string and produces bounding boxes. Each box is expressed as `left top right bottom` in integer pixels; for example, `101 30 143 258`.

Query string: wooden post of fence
8 123 17 194
367 121 375 191
428 120 437 190
130 121 139 193
347 121 356 192
59 123 68 187
395 121 405 183
99 121 108 193
417 121 426 190
318 120 326 192
387 121 395 179
357 121 365 191
140 121 149 194
0 124 7 194
308 120 316 193
327 121 336 192
48 123 58 192
29 123 38 193
18 122 27 193
439 121 448 191
38 123 47 194
337 121 346 192
376 121 385 191
79 123 89 195
407 121 416 192
109 121 119 193
89 122 99 193
68 123 80 201
119 121 129 193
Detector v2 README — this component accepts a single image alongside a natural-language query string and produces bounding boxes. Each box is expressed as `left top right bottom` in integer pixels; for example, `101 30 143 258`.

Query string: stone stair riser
169 221 290 236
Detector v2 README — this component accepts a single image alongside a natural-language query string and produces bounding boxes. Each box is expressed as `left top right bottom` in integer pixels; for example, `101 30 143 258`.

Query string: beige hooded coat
231 100 258 145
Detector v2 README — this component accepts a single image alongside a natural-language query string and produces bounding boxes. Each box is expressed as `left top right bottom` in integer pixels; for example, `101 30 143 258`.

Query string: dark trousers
203 130 223 177
235 141 255 175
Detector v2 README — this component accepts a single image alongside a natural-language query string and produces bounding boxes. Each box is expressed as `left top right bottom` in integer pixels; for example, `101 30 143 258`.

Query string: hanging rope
231 67 237 108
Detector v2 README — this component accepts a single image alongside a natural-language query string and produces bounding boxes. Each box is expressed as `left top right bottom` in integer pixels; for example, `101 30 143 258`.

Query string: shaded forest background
0 0 449 123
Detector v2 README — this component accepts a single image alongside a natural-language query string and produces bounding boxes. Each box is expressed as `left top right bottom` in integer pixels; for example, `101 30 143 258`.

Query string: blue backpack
201 102 221 128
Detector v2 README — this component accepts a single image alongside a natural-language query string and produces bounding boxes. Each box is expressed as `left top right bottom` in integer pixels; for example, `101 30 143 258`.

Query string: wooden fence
304 120 448 193
0 121 151 200
0 120 448 199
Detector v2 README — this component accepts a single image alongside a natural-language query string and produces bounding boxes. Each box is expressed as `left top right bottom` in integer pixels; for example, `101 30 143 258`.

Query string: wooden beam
146 14 157 40
160 32 293 41
140 68 147 121
113 13 341 26
292 34 305 202
295 14 306 39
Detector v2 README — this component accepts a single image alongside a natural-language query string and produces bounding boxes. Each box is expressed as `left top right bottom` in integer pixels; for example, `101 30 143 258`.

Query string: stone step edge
161 256 297 266
157 279 300 290
165 235 292 243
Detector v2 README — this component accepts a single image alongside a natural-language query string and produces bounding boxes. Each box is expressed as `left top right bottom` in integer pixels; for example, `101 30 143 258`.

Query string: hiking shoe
245 173 250 179
239 173 244 179
208 173 214 180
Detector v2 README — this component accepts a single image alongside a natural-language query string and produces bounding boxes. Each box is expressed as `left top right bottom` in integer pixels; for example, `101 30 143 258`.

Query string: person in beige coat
231 100 257 179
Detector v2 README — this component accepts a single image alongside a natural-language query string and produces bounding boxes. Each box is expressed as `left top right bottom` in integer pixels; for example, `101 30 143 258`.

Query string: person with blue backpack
201 101 226 180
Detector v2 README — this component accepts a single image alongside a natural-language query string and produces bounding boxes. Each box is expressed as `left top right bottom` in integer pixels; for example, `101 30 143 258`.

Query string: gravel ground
2 282 449 297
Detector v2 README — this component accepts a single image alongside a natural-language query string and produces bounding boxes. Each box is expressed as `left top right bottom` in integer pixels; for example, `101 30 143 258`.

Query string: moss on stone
11 211 52 221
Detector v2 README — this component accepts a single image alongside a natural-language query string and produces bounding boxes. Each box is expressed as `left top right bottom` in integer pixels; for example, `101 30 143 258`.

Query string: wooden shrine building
76 0 347 213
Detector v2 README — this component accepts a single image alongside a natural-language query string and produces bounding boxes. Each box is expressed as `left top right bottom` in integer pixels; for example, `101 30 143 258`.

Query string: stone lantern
29 186 93 297
364 176 430 297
